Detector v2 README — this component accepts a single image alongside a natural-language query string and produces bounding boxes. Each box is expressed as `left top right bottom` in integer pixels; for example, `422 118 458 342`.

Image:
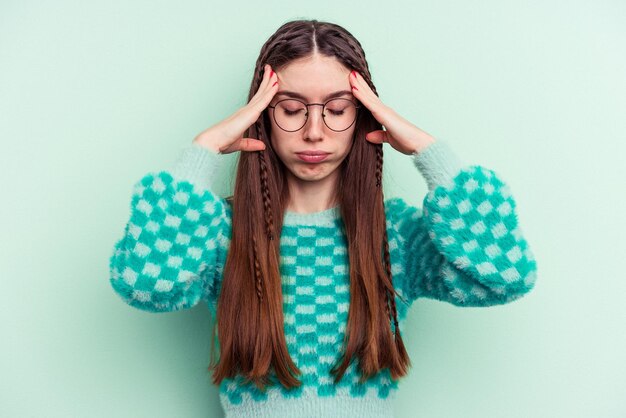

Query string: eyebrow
275 89 353 101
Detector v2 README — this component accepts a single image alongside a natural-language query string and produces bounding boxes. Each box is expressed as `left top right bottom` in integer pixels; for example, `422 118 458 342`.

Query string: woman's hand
193 64 279 154
349 70 436 155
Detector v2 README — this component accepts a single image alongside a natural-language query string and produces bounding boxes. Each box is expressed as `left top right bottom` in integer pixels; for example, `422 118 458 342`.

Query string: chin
293 171 329 182
289 163 334 182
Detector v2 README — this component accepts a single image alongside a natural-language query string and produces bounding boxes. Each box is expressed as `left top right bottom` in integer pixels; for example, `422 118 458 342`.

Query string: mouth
295 152 330 163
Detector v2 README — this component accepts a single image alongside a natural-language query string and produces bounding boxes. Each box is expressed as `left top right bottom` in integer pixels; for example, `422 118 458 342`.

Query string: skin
193 53 436 214
268 55 357 213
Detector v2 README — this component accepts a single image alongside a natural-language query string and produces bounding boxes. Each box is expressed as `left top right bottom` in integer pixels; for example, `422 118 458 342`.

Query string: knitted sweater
109 139 538 418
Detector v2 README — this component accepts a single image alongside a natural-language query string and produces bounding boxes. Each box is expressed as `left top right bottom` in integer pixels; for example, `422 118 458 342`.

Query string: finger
251 64 275 103
260 64 273 86
250 65 278 111
242 137 267 152
238 137 267 152
263 64 278 90
350 70 365 90
365 130 387 144
349 70 380 114
349 70 359 91
267 65 278 92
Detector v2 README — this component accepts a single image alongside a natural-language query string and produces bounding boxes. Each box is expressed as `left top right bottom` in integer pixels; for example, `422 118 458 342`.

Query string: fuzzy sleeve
386 139 538 307
108 143 232 313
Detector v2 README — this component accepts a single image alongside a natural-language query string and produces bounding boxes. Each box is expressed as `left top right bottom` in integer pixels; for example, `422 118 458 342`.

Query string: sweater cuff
411 139 466 191
170 142 222 191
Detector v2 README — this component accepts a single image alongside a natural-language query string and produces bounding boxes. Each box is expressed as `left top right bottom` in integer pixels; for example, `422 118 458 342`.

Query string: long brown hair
208 19 410 392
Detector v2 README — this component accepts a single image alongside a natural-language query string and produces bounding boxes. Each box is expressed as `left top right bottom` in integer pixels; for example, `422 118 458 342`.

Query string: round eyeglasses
267 98 361 132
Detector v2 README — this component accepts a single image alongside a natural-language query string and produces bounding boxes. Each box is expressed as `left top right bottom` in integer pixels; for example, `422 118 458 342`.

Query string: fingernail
273 81 278 86
270 69 274 77
351 86 358 90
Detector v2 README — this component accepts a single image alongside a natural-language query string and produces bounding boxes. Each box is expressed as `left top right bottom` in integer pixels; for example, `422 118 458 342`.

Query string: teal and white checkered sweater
109 139 537 418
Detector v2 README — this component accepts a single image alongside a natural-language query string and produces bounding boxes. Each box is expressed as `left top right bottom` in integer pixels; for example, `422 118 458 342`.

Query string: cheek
269 134 292 164
269 128 284 150
338 132 356 155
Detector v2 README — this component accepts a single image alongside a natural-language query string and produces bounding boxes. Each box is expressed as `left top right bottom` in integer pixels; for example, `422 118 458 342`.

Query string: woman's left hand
349 70 436 155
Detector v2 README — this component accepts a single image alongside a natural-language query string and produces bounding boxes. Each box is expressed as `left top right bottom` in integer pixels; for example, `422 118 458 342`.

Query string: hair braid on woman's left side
333 28 409 364
252 235 263 302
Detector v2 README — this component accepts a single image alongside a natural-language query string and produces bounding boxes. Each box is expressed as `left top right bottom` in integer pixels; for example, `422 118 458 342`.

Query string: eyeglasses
267 98 361 132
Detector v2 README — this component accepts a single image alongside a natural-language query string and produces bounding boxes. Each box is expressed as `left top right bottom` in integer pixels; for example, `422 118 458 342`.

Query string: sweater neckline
283 205 342 226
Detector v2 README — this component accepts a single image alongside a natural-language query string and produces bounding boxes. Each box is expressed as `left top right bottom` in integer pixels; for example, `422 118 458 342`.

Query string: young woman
109 19 538 417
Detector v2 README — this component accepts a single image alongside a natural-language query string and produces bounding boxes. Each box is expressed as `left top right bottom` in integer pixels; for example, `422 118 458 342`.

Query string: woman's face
268 54 357 188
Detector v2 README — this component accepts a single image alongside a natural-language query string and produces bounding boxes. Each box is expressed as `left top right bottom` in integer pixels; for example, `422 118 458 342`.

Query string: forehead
275 56 352 101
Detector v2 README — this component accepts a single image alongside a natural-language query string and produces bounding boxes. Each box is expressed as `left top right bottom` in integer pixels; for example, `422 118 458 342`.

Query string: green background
2 1 624 417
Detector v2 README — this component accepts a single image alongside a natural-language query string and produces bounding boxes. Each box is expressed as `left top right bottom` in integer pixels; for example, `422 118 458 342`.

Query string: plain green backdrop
1 1 625 417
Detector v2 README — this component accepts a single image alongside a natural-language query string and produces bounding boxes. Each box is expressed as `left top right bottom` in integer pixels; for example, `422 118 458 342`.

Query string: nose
303 104 325 141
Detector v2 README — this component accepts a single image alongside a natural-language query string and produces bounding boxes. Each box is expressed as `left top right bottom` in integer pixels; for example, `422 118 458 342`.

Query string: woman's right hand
193 64 279 154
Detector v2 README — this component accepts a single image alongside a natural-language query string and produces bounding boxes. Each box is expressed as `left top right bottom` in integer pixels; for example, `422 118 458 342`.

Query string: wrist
411 136 436 154
193 136 222 154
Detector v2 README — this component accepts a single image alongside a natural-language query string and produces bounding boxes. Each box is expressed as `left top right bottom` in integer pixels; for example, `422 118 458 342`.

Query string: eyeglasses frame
267 97 361 132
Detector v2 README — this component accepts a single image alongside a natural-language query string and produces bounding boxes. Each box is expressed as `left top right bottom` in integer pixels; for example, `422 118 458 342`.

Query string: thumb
223 138 266 154
365 130 387 144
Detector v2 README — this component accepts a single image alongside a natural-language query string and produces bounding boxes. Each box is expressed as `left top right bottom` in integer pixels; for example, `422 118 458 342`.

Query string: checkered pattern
109 139 538 417
386 164 537 307
216 217 399 411
109 171 231 313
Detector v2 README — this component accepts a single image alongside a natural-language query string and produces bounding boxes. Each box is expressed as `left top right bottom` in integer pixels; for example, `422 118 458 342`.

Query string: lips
296 152 330 163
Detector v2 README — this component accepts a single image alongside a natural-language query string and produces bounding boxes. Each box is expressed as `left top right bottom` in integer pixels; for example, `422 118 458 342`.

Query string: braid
255 121 275 241
325 30 378 97
377 144 400 337
246 63 277 304
327 28 401 338
252 235 263 302
375 144 383 188
326 30 367 73
254 24 312 84
383 231 401 337
252 113 275 304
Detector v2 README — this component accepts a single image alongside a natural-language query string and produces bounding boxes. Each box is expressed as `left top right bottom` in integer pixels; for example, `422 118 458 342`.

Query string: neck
285 170 339 214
